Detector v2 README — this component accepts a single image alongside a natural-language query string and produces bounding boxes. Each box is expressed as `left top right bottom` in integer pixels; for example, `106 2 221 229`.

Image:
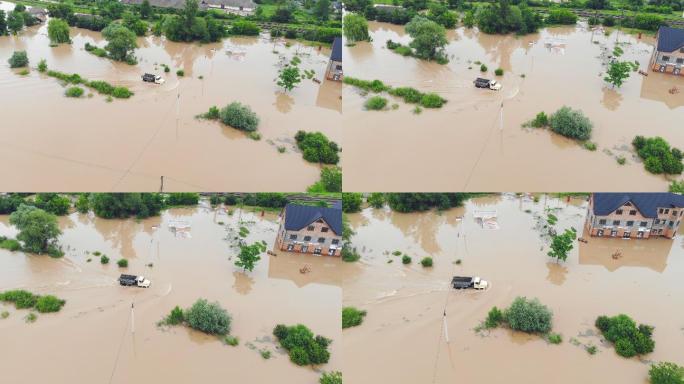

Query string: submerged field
343 22 684 191
0 204 342 383
343 195 684 383
0 5 341 191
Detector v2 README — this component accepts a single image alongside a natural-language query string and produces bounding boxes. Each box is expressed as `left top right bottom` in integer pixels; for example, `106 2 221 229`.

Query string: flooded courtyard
343 194 684 383
0 202 342 383
343 22 684 191
0 2 341 191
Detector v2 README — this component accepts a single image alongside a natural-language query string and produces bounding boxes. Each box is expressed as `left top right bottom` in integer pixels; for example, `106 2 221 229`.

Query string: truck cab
472 277 489 290
136 276 151 288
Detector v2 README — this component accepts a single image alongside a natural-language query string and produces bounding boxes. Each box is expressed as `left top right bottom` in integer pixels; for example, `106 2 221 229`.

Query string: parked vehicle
118 274 151 288
142 73 165 84
474 78 501 91
451 276 489 290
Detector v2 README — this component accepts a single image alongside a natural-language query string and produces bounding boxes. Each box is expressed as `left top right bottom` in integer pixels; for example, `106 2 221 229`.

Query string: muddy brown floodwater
343 22 684 191
0 202 342 383
343 194 684 384
0 2 341 191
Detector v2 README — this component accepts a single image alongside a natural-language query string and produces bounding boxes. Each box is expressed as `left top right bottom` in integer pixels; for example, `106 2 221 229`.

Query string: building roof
28 7 47 15
121 0 256 9
330 37 342 62
656 26 684 53
592 193 684 218
284 203 342 235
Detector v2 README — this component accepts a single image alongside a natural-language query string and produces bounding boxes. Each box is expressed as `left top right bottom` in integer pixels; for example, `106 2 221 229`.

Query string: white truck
451 276 489 290
142 73 165 85
474 77 502 91
119 274 151 288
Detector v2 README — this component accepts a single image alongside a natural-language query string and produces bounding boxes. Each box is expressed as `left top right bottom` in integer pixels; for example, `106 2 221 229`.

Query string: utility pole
443 310 450 343
131 302 135 334
159 176 164 193
499 101 504 131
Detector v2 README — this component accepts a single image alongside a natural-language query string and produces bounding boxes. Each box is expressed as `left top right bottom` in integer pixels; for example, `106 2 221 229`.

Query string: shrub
320 371 343 384
485 306 504 328
295 131 340 165
219 102 259 132
37 59 47 72
632 136 683 175
389 87 422 103
547 333 562 344
586 345 598 355
341 245 360 262
185 299 231 335
342 307 367 329
112 87 133 99
203 106 220 120
365 96 388 110
176 69 184 76
161 305 185 326
649 362 684 384
65 86 84 98
0 290 37 309
101 255 110 264
595 314 655 357
260 349 272 359
420 257 433 267
420 93 446 108
8 51 29 68
480 64 487 72
527 112 549 128
1 311 9 319
35 295 66 313
504 297 553 334
117 259 128 268
546 9 578 25
223 335 239 346
549 106 593 141
343 77 390 93
273 324 331 366
25 312 37 323
402 255 412 264
494 68 504 76
0 238 21 251
583 142 597 151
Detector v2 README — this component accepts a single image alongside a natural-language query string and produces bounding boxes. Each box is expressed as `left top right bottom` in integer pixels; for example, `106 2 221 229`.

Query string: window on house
304 236 312 241
331 239 339 245
669 221 675 227
629 210 636 215
613 220 620 225
318 237 325 243
659 208 664 214
665 209 670 214
673 210 678 216
662 55 671 62
640 221 647 227
307 225 314 231
335 65 342 70
677 58 684 64
599 219 606 225
626 221 634 226
681 48 684 53
655 219 660 224
616 209 623 215
321 227 329 232
289 234 297 240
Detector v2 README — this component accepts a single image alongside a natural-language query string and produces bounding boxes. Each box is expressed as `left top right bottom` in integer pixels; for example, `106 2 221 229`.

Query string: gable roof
330 37 342 62
656 26 684 53
592 193 684 218
284 203 342 235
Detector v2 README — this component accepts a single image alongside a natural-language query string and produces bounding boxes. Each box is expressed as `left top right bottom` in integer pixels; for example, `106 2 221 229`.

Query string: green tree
648 362 684 384
8 50 28 68
123 11 147 36
313 0 330 21
367 193 385 208
0 10 8 35
549 106 593 141
140 0 152 19
91 193 163 219
604 61 638 88
277 65 302 92
386 193 469 212
48 18 71 45
34 193 70 215
75 194 90 213
405 16 447 61
294 131 340 164
320 166 342 192
320 371 342 384
102 23 138 61
7 11 23 35
184 299 232 335
9 205 62 255
343 13 369 42
462 10 475 28
342 193 362 213
342 307 367 328
547 228 576 263
235 243 262 272
505 296 553 334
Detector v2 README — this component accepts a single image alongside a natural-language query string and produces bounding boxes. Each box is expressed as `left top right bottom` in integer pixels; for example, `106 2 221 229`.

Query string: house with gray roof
326 37 342 81
650 26 684 76
585 193 684 239
275 202 342 256
121 0 256 15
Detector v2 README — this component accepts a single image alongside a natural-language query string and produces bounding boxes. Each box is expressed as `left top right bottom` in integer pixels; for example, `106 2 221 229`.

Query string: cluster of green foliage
277 60 302 93
65 86 85 98
223 335 239 346
386 193 470 212
185 299 232 335
273 324 332 366
0 194 27 214
549 106 593 141
159 305 185 326
166 193 200 206
477 0 543 35
117 258 128 268
420 256 433 267
319 371 343 384
342 306 367 329
204 102 260 132
46 70 134 98
344 76 447 108
235 242 264 272
158 0 225 43
595 314 655 357
0 290 65 313
484 297 553 334
230 19 259 36
547 333 563 344
604 60 638 88
32 193 71 216
649 362 684 384
341 244 361 262
102 23 138 63
85 42 109 58
341 193 362 213
215 193 291 208
343 13 370 42
8 51 29 68
402 254 412 264
101 255 110 264
0 237 21 252
548 227 577 263
48 18 71 45
295 131 340 165
546 8 578 25
632 136 683 175
367 193 385 208
308 167 342 193
91 193 163 219
403 16 448 63
1 4 41 36
365 96 388 110
9 205 63 256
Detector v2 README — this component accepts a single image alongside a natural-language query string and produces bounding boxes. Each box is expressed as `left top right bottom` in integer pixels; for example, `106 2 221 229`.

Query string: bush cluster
216 102 259 132
344 77 447 109
595 314 655 358
273 324 332 366
8 51 29 68
549 106 593 141
295 131 340 165
365 96 388 110
484 297 553 334
185 299 232 335
342 307 367 329
46 70 133 99
0 290 65 313
632 136 683 175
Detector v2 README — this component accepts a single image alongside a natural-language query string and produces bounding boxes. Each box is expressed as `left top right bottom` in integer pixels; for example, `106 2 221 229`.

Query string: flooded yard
343 195 684 383
0 4 341 191
0 203 342 383
343 22 684 191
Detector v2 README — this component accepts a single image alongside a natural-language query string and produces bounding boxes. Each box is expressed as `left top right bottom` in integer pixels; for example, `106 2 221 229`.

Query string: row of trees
0 5 40 36
341 193 471 213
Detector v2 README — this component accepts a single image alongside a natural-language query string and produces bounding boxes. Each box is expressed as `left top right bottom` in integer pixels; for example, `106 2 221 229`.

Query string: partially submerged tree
47 18 71 45
604 60 638 88
343 13 370 43
102 23 138 61
235 243 263 272
547 227 577 263
405 16 448 62
277 65 302 92
9 204 62 256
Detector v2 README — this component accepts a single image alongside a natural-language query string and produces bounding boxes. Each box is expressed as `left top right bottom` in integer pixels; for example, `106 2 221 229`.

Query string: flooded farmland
0 3 341 191
0 203 342 383
343 194 684 383
343 22 684 191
